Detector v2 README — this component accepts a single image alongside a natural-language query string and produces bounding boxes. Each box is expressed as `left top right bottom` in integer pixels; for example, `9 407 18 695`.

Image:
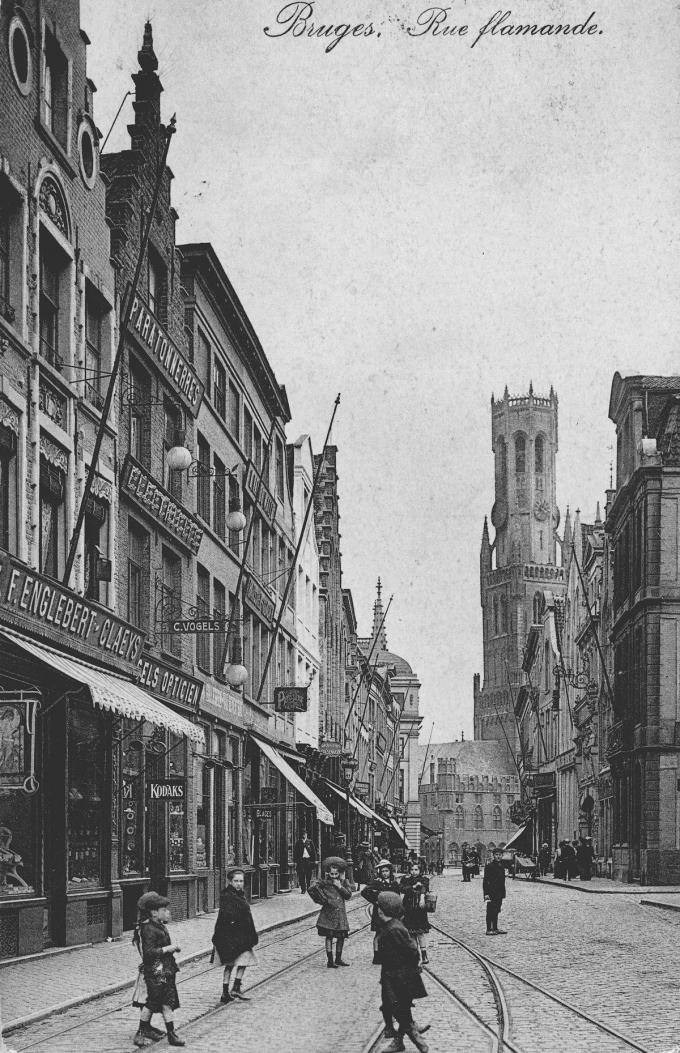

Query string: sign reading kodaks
127 290 204 416
0 553 145 675
147 779 185 801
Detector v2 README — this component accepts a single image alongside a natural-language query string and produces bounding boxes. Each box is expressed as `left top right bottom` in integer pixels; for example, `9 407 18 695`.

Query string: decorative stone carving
39 435 68 473
38 377 66 428
0 398 19 436
90 475 112 502
39 175 69 237
658 399 680 466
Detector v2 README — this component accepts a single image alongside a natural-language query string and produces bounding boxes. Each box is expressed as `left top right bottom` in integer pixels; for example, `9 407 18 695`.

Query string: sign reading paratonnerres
127 291 204 417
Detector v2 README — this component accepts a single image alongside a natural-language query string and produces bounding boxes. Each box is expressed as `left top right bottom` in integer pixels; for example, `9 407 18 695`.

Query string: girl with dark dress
361 859 401 963
399 860 431 964
375 891 429 1053
212 868 259 1002
132 891 185 1047
309 857 353 967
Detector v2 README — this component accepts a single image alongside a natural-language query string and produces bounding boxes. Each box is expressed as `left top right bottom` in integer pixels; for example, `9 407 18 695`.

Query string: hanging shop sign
137 656 203 712
354 781 369 797
243 461 277 524
255 808 272 821
243 572 276 627
525 771 556 796
170 616 229 634
0 692 40 794
127 290 204 416
0 552 145 674
319 741 343 756
147 778 185 802
274 686 308 713
121 456 204 554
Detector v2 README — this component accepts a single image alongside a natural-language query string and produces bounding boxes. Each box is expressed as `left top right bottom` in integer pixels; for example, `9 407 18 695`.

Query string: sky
82 0 680 741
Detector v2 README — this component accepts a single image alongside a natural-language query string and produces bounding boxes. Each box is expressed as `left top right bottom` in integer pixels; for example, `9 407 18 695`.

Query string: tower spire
371 579 388 652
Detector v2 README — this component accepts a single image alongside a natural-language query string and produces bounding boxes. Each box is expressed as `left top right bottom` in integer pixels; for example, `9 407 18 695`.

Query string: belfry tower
473 385 563 760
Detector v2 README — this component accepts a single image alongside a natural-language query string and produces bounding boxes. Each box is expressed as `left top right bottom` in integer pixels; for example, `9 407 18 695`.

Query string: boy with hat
361 859 401 966
375 891 429 1052
132 891 184 1047
308 857 353 968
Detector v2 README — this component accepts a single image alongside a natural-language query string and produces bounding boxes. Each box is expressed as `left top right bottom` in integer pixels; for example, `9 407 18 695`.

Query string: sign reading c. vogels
127 290 204 417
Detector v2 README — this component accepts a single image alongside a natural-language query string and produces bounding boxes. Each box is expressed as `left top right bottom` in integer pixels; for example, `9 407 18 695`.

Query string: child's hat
137 891 170 912
377 891 403 917
377 858 392 869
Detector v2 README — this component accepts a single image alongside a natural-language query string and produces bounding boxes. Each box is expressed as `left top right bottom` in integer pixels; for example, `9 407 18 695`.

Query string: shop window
42 29 69 147
195 564 210 672
195 751 210 870
196 434 210 522
84 493 109 603
129 362 151 468
85 288 107 410
0 424 18 554
160 548 182 657
39 455 65 579
168 734 186 873
127 519 150 631
228 381 240 442
213 358 226 419
68 703 105 889
121 720 147 878
8 14 33 96
213 456 225 539
0 789 37 896
39 232 64 371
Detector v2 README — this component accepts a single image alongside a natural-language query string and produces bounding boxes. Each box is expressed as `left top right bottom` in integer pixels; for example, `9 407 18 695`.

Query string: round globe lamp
166 445 193 472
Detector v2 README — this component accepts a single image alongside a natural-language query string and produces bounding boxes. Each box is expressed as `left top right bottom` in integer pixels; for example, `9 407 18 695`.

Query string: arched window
533 591 543 623
475 841 485 862
493 595 499 635
448 841 459 863
535 434 544 474
505 809 512 824
474 805 483 829
500 595 507 634
493 806 502 829
515 434 526 474
496 438 507 493
455 806 464 829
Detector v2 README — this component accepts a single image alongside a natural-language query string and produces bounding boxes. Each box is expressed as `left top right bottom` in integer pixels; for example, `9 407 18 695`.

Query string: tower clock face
491 498 508 530
534 499 550 522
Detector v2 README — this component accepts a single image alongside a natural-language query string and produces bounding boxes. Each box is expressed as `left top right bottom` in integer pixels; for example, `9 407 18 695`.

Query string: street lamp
166 444 247 532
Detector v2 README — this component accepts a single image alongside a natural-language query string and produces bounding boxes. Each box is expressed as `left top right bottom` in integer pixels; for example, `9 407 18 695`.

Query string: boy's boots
405 1025 429 1052
335 954 350 966
383 1039 406 1052
327 953 338 968
220 984 233 1004
231 977 251 1000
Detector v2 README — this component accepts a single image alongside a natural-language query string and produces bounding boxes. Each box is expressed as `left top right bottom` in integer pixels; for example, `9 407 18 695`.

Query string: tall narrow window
228 381 240 442
196 329 211 393
0 424 18 554
85 291 104 409
163 400 183 501
499 594 507 634
129 362 151 468
275 439 284 501
161 548 182 657
196 434 210 522
84 494 108 602
213 359 226 419
213 579 226 678
43 56 53 131
515 434 526 474
213 455 225 539
253 427 262 471
535 434 544 474
42 32 68 145
40 238 61 370
127 519 149 631
244 407 253 462
39 455 65 578
196 564 210 671
0 204 9 312
147 249 164 318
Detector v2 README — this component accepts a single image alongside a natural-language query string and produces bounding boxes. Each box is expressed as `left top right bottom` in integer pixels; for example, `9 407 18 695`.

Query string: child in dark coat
399 860 431 964
212 868 259 1002
375 891 429 1053
132 891 185 1047
361 858 401 965
309 857 353 968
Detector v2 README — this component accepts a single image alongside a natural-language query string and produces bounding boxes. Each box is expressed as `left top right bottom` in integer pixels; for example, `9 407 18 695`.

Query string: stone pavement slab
0 889 334 1033
534 874 680 894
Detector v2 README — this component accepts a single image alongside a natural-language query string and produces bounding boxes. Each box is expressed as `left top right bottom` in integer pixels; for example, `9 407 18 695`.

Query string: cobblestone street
5 874 680 1053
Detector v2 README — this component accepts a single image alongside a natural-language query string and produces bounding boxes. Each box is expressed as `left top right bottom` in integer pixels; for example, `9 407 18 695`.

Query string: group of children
131 857 432 1051
307 855 432 1052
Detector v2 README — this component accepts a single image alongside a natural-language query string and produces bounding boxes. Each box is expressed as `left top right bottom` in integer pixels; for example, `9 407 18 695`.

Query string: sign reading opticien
137 656 203 711
128 291 204 417
0 553 145 675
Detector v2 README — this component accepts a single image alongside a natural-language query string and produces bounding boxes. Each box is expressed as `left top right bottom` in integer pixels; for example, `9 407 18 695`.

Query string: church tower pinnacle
370 578 388 652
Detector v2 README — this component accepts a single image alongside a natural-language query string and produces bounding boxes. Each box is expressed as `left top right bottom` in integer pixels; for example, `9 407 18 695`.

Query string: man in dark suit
293 831 317 893
482 846 507 935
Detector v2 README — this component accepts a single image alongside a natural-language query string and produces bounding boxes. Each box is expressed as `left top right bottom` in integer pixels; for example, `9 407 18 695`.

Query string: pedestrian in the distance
355 840 375 891
293 829 317 893
538 842 551 876
362 858 401 965
132 891 185 1047
577 837 595 881
461 846 474 882
309 856 353 968
211 868 259 1003
375 891 429 1053
399 860 431 964
436 859 444 876
482 846 507 936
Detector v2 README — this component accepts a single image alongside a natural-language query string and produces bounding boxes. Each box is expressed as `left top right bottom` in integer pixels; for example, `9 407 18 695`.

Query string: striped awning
0 628 204 744
253 736 334 826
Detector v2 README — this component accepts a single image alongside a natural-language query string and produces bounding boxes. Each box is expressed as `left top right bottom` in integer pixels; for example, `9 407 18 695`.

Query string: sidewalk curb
4 902 325 1036
640 898 680 912
533 877 680 895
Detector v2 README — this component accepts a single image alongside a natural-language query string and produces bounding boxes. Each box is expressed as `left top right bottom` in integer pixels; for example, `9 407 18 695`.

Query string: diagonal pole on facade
417 722 435 788
254 394 341 705
504 657 531 772
350 641 388 764
344 595 393 731
570 541 616 707
220 418 277 677
63 117 177 588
